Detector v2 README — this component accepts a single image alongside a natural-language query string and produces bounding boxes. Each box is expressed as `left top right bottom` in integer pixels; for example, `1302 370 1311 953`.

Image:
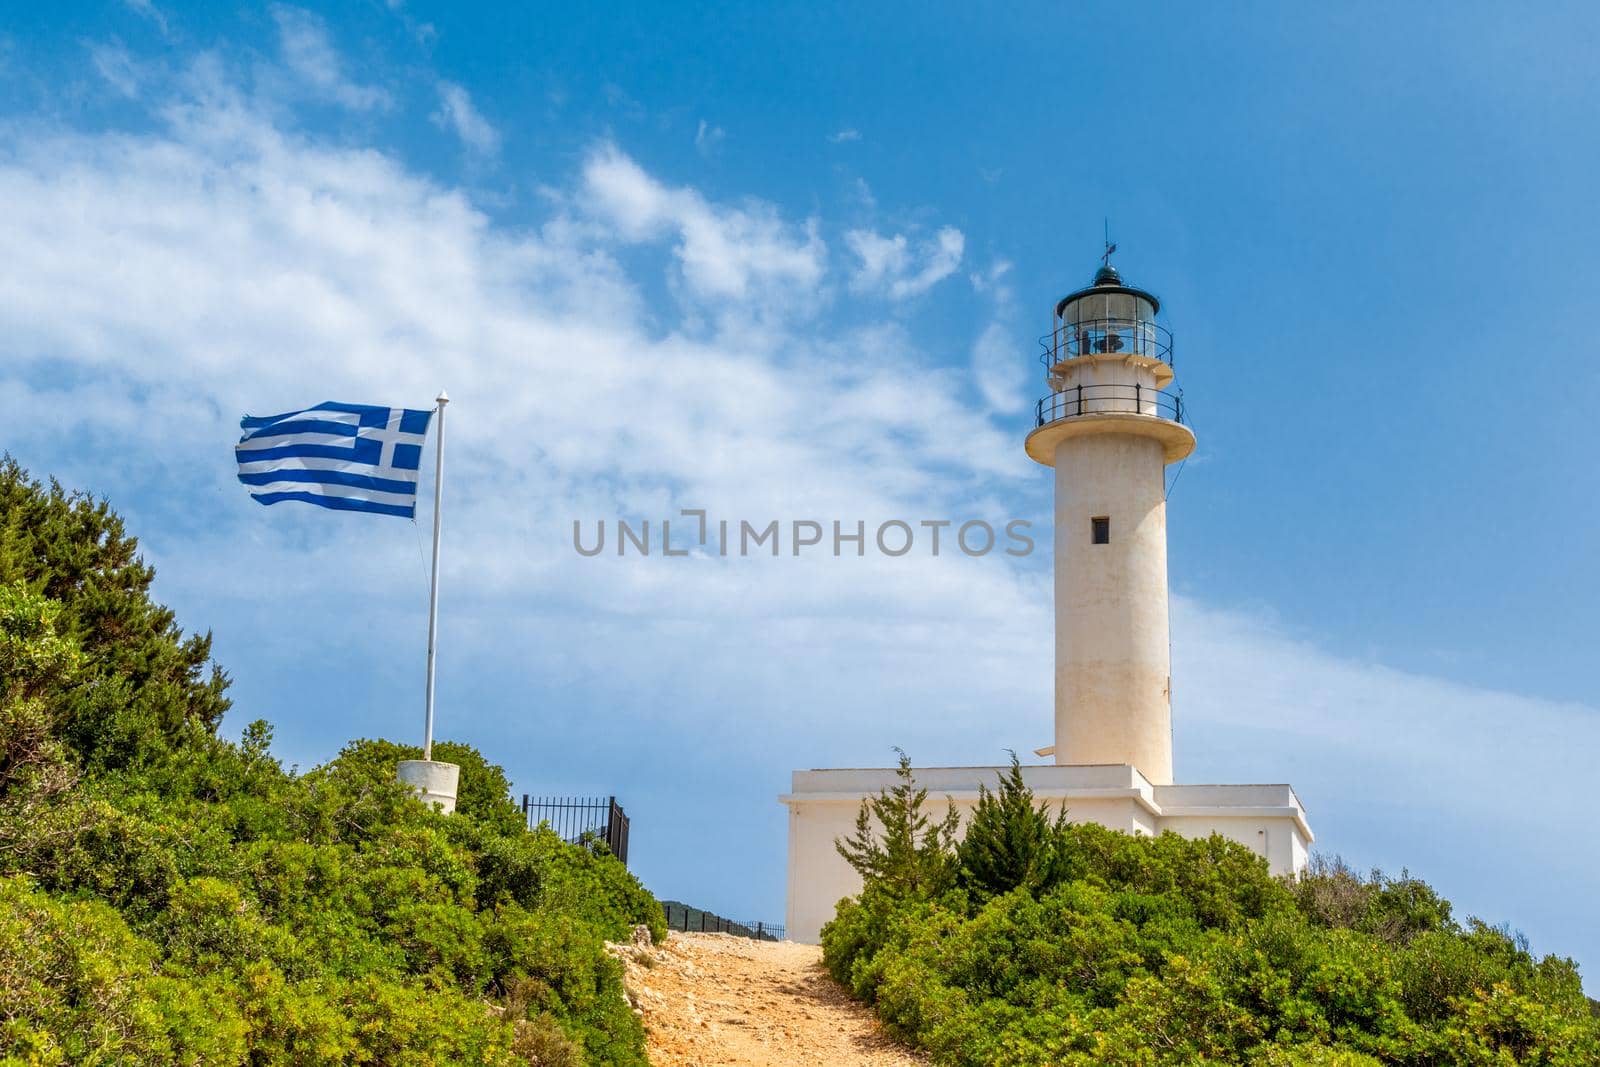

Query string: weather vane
1102 218 1117 268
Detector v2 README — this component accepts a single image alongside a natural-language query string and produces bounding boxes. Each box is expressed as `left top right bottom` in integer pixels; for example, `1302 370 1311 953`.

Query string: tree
0 457 229 771
0 460 661 1064
0 583 80 805
836 749 959 900
956 752 1068 900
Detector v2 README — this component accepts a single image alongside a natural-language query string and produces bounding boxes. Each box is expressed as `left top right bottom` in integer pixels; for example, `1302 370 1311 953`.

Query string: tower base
398 759 460 814
779 763 1312 944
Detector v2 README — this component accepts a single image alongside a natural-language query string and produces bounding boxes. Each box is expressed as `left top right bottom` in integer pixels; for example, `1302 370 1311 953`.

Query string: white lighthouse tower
780 252 1313 944
1026 258 1191 784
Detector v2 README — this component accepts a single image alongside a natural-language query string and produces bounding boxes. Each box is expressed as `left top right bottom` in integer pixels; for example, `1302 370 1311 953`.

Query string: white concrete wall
1157 816 1307 874
1054 431 1175 784
781 764 1312 944
1050 352 1166 414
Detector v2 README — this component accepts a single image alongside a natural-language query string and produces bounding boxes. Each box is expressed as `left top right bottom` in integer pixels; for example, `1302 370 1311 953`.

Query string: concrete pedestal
397 759 460 814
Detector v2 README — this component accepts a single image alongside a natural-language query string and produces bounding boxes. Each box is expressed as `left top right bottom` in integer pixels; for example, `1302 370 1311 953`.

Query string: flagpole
423 390 448 762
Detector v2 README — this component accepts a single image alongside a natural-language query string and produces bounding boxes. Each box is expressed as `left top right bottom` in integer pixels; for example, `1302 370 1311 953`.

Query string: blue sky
3 1 1598 980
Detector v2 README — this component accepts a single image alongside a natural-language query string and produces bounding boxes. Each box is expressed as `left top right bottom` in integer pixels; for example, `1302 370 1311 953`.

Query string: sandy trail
612 931 926 1067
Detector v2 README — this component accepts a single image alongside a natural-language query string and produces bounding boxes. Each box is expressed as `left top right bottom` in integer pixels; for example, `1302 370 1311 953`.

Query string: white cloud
270 5 390 111
123 0 168 35
88 40 140 97
694 119 724 155
601 82 644 119
432 80 499 155
0 87 1013 613
970 258 1025 413
829 128 860 144
1 62 1594 983
581 144 826 304
846 225 964 300
1171 595 1600 971
844 230 902 287
972 322 1025 413
381 0 437 48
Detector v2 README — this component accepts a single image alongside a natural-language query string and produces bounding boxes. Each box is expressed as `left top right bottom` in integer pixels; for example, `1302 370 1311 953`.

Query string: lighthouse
780 251 1312 944
1025 259 1191 784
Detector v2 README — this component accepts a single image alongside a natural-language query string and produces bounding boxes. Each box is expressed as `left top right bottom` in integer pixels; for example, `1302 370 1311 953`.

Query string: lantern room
1046 263 1170 372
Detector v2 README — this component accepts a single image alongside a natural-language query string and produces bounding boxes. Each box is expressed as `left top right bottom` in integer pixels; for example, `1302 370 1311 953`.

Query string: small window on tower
1091 516 1110 544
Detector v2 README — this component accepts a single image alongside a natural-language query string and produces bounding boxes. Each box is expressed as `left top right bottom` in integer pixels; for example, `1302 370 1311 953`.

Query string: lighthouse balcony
1035 383 1184 427
1039 318 1172 373
1027 382 1195 465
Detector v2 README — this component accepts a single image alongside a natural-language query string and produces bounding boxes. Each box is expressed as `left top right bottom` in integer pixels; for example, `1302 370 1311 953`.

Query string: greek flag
236 401 434 518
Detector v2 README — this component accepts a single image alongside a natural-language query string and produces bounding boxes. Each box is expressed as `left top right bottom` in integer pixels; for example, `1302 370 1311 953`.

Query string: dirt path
611 931 926 1067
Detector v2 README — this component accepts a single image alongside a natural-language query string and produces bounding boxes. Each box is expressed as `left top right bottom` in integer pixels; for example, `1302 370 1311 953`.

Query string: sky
2 1 1597 981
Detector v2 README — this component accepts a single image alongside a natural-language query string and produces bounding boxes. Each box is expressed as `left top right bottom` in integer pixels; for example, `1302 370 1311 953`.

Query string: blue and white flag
236 401 434 518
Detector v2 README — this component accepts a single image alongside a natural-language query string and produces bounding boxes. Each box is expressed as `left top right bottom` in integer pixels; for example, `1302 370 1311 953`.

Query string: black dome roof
1056 262 1161 317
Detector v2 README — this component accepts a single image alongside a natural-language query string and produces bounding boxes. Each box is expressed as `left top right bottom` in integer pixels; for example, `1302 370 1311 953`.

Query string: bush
823 756 1600 1065
0 459 660 1064
835 749 959 902
484 904 648 1066
955 752 1067 901
0 457 229 772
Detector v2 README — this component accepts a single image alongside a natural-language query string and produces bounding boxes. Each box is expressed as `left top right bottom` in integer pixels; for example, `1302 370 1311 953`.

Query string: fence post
757 922 763 940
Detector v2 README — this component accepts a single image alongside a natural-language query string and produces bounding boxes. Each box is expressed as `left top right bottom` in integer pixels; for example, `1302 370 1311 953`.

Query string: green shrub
319 737 527 838
484 903 648 1065
0 457 229 772
835 749 959 902
0 459 660 1064
512 1012 584 1067
1291 855 1453 944
0 875 253 1065
824 756 1600 1065
955 752 1068 901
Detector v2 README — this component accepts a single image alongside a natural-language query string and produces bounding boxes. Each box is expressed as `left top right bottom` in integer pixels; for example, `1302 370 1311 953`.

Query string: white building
781 258 1313 944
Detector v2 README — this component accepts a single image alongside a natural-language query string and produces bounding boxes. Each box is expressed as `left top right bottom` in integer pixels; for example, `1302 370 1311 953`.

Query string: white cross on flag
235 401 435 518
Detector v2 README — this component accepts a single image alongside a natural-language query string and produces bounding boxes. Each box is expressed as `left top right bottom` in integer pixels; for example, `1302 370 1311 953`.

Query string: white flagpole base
397 759 460 814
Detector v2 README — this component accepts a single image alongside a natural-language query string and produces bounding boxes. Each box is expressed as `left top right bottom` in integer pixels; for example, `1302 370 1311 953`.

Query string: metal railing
1039 317 1173 370
662 902 785 941
1035 383 1184 428
522 794 631 867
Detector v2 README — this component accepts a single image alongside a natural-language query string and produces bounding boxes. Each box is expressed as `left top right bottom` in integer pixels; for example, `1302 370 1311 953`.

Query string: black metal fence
661 901 784 941
1035 382 1184 428
522 794 630 867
